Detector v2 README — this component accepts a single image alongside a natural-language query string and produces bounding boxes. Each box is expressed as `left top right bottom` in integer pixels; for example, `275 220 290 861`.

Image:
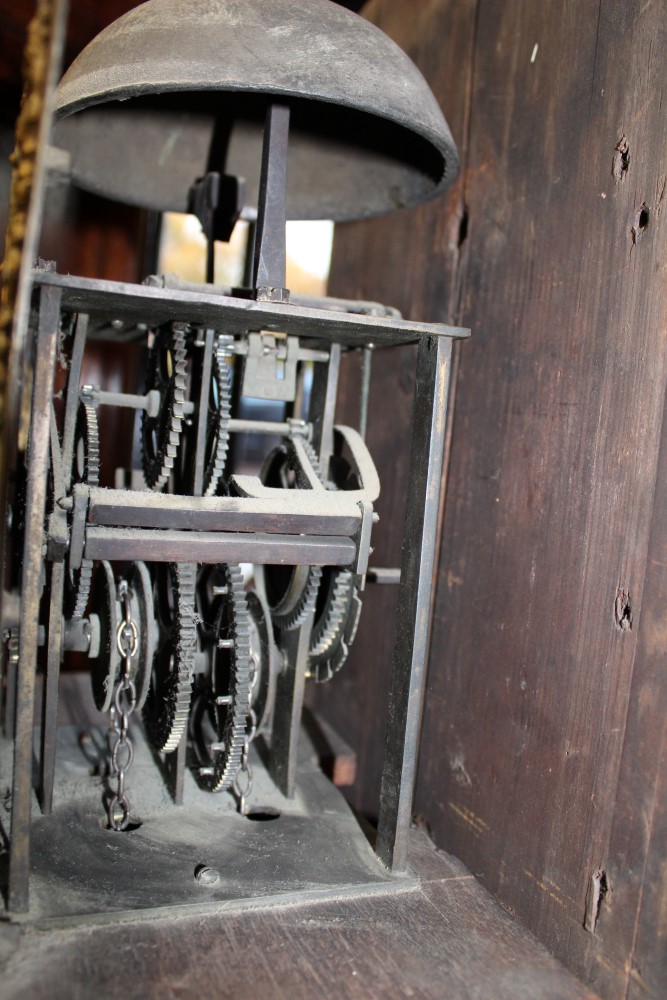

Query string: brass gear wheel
191 564 252 792
141 323 188 491
307 568 362 683
142 563 196 754
259 441 323 632
65 399 99 619
203 337 232 496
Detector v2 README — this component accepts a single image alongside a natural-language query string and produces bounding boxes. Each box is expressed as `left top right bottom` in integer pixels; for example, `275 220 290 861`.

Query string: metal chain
232 655 259 815
106 579 138 831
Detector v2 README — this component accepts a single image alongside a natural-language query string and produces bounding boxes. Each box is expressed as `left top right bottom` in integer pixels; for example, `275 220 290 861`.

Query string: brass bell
52 0 459 221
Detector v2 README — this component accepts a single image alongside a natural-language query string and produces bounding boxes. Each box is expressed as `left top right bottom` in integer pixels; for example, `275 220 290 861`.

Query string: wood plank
593 386 667 997
414 0 667 993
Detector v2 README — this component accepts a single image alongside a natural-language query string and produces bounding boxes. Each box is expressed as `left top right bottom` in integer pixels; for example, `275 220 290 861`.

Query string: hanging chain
106 579 138 831
232 654 259 815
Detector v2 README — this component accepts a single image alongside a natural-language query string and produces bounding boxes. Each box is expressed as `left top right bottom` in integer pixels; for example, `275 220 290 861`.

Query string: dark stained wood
417 0 667 993
0 829 598 1000
319 0 667 996
594 386 667 997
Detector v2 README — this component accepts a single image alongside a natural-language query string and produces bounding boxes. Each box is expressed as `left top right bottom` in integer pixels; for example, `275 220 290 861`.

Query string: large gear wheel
259 442 323 632
247 589 280 736
64 399 99 619
203 337 232 496
304 441 364 683
307 568 362 683
142 563 196 753
191 564 252 792
141 323 188 491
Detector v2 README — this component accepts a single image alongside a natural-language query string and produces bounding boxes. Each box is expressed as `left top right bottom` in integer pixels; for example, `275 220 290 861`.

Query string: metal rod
226 418 309 436
192 328 215 497
359 345 373 441
61 313 88 488
270 610 314 798
310 342 341 473
252 104 290 296
38 561 65 815
9 283 63 913
376 335 453 873
367 567 401 585
84 526 356 567
82 386 164 416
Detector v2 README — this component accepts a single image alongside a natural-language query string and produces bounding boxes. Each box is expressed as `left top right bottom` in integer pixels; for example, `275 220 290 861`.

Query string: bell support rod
252 103 290 300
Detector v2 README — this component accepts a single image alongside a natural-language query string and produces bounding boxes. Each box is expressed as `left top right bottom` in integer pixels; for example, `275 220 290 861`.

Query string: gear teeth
203 338 232 497
308 567 363 685
143 562 196 753
67 401 99 619
278 565 322 632
141 323 188 491
196 563 252 793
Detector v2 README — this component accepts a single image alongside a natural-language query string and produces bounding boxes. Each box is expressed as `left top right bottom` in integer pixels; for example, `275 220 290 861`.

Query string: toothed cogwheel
142 563 196 753
65 399 99 619
191 563 252 792
141 323 188 491
259 440 324 632
307 568 362 683
203 336 232 496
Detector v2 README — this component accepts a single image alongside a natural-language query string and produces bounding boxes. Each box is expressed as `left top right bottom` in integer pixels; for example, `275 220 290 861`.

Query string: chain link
232 654 259 815
106 579 137 831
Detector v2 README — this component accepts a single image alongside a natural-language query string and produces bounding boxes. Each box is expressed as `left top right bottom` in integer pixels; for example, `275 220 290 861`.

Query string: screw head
195 865 220 886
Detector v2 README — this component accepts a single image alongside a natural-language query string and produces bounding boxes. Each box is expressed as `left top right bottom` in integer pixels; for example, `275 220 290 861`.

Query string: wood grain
321 1 667 996
417 1 667 992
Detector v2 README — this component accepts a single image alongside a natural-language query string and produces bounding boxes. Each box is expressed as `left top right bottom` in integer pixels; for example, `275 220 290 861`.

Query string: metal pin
212 585 229 596
215 695 233 706
217 638 235 649
208 742 226 752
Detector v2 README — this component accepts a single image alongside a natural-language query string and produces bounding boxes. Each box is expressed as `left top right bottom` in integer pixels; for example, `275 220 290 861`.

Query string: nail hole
614 589 632 631
612 136 630 182
458 206 469 248
584 868 609 933
632 203 650 243
101 818 143 832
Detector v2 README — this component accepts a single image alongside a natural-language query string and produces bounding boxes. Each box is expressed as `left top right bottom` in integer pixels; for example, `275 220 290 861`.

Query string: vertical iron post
252 104 291 297
376 334 453 872
9 283 62 912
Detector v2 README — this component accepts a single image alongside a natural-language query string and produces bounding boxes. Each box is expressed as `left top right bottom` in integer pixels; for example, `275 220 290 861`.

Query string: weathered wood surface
0 830 598 1000
320 0 667 996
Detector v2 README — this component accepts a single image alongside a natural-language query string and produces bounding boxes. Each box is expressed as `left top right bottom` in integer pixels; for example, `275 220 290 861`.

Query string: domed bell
52 0 459 222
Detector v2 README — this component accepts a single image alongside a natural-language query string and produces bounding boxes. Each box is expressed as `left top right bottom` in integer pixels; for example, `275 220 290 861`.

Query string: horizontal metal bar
148 274 403 318
32 270 471 349
227 418 308 436
84 527 356 566
83 486 360 536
